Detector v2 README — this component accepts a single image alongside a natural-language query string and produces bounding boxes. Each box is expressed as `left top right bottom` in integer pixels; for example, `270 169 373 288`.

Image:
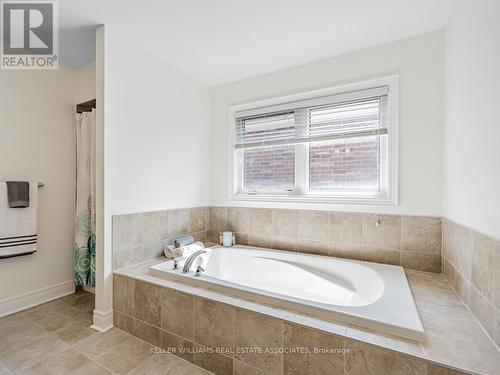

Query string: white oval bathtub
149 245 424 341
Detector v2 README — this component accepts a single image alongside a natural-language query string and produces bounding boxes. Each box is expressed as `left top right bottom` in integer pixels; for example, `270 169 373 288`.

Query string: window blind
235 86 388 149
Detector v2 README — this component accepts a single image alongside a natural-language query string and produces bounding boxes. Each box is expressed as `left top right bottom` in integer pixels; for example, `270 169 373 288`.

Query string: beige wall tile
234 309 282 374
362 214 401 250
161 288 195 341
208 230 220 244
249 208 272 235
114 311 134 335
113 213 144 251
190 231 207 244
189 207 206 233
193 344 233 375
330 244 365 261
454 224 472 280
402 216 442 254
235 233 248 245
134 319 161 347
248 234 273 248
495 243 500 310
471 232 495 301
454 272 471 307
161 330 195 362
167 209 189 237
204 207 210 231
194 297 234 352
143 211 169 243
443 219 456 266
329 212 362 247
113 246 141 271
134 281 161 327
401 252 441 273
112 207 444 273
272 210 298 238
298 240 330 256
443 259 456 287
227 207 250 234
362 247 401 266
283 323 344 375
470 286 495 338
298 210 328 241
345 338 425 375
114 274 135 316
140 241 164 262
272 236 298 252
210 207 228 233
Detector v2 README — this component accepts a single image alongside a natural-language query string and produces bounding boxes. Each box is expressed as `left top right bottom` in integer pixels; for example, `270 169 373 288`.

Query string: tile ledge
114 257 499 375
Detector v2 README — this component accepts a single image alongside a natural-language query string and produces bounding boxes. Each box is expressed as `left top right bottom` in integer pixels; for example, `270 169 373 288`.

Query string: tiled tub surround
113 207 210 270
114 260 500 375
113 206 442 273
210 207 442 273
443 218 500 348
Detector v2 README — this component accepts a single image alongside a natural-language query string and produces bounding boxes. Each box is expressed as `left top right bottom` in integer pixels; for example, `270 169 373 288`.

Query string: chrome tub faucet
182 249 207 274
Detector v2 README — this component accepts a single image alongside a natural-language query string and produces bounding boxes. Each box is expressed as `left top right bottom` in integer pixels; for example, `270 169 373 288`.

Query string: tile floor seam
69 344 121 375
8 338 61 373
20 308 96 359
112 325 215 374
10 295 118 374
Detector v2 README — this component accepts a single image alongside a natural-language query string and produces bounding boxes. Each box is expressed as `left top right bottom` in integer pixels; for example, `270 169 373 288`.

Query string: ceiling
60 0 455 86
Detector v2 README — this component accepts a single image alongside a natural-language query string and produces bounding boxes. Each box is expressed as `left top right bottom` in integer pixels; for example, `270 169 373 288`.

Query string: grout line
71 345 121 375
442 257 500 352
112 321 212 374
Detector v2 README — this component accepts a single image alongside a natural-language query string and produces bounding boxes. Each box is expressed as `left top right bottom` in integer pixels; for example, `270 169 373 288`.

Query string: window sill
229 193 397 206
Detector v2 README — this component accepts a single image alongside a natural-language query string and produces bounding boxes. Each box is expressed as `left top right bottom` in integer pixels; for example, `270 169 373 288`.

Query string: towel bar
1 181 44 187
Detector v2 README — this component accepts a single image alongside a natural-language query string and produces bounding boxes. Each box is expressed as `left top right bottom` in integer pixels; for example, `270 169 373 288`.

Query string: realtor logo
1 1 58 69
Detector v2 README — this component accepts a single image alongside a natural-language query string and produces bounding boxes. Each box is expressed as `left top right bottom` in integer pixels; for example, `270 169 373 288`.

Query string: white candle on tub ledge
223 231 233 247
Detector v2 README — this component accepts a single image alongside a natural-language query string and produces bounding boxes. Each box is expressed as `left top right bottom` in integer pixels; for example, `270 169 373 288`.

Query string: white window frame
227 75 399 206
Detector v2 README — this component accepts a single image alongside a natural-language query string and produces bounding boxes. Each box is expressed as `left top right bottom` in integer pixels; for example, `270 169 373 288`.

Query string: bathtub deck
115 257 500 375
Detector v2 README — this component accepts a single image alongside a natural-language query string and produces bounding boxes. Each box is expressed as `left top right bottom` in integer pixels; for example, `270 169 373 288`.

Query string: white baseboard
0 280 75 317
91 308 113 332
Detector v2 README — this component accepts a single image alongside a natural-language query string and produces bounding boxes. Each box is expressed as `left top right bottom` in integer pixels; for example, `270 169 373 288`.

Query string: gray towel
6 181 30 208
173 235 195 248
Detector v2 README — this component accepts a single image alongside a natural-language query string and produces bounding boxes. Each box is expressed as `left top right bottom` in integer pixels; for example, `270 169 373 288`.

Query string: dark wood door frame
76 99 96 113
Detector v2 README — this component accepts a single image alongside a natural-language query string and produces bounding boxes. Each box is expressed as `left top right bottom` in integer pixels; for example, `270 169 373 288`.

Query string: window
229 76 398 205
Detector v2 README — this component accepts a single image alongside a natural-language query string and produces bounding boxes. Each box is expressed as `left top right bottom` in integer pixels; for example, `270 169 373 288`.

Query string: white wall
75 63 96 104
0 67 77 304
105 29 210 216
93 27 210 329
210 31 444 216
443 0 500 240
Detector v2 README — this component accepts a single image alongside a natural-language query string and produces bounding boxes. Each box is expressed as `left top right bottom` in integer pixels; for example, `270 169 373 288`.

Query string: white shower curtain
74 110 96 287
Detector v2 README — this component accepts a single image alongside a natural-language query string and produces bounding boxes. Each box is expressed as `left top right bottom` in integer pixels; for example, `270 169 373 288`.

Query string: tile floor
0 290 212 375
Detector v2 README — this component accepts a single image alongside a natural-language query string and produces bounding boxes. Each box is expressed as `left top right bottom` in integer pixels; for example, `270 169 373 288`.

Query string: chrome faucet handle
195 265 205 277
